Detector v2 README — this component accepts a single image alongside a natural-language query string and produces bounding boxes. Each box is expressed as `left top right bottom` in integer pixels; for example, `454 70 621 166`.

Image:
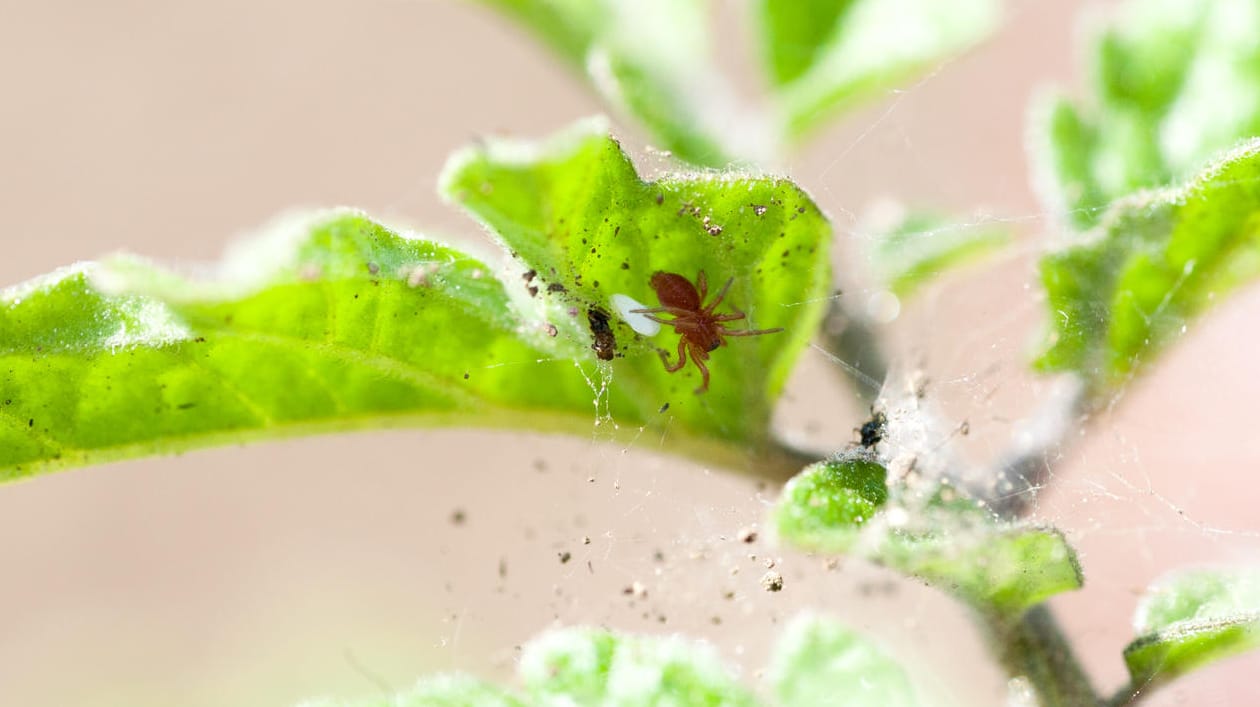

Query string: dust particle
760 570 784 592
737 527 758 544
450 509 466 525
624 581 648 599
751 204 767 216
558 551 572 564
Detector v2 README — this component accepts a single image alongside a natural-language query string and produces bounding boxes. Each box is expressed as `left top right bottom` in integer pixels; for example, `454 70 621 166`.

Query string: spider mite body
632 270 783 394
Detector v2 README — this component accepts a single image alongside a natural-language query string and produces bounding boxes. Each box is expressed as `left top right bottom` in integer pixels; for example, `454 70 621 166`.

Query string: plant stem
1104 683 1144 707
981 377 1088 519
984 605 1101 706
819 298 890 404
759 437 825 482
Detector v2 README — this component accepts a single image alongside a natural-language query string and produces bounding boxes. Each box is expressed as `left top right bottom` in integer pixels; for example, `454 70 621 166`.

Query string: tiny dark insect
859 411 887 448
587 307 617 361
632 270 782 394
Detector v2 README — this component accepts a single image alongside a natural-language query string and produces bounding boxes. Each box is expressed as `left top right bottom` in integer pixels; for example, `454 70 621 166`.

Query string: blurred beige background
2 1 1259 705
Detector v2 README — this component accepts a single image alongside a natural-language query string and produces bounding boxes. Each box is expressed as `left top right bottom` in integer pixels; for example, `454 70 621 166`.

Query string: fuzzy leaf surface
1123 568 1260 689
769 614 919 707
774 459 1082 615
0 121 829 479
1037 140 1260 391
0 213 616 480
755 0 999 138
442 119 831 448
1032 0 1260 230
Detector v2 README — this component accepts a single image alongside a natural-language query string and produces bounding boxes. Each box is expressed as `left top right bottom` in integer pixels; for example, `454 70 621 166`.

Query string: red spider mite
632 270 783 394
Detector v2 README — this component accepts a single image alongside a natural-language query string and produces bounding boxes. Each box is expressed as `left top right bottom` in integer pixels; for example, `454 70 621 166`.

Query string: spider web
4 1 1260 706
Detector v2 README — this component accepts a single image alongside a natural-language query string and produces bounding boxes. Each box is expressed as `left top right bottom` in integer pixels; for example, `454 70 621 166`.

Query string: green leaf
773 457 888 551
755 0 1000 139
1031 0 1260 230
773 459 1082 615
472 0 764 167
0 212 613 480
1123 568 1260 689
1036 139 1260 390
769 614 920 707
0 121 828 480
297 674 525 707
864 208 1010 298
441 118 832 448
519 627 761 706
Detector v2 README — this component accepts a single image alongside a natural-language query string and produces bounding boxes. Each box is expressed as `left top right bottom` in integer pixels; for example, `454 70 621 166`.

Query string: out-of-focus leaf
1036 139 1260 390
755 0 1000 138
769 614 920 707
296 675 525 707
1032 0 1260 230
472 0 766 166
773 459 1082 615
520 627 761 706
442 118 831 448
1123 567 1260 689
864 207 1009 297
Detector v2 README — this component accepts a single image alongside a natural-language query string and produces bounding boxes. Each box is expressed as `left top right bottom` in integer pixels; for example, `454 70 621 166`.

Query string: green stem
983 605 1101 707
